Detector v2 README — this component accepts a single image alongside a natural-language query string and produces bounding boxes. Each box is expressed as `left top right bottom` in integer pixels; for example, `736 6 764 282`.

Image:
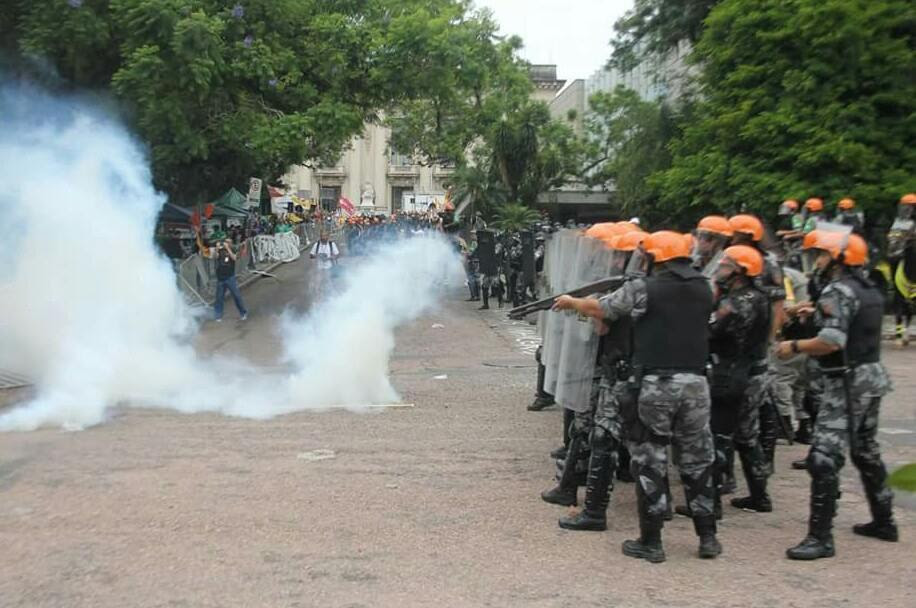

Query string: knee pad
590 425 618 452
571 411 593 438
807 448 839 479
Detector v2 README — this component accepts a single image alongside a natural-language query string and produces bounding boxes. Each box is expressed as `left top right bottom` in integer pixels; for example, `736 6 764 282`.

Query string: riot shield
553 235 610 413
476 229 497 276
691 230 729 276
541 230 580 396
521 230 536 288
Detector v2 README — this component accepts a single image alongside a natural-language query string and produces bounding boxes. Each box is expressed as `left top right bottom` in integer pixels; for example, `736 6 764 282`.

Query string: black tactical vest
817 274 883 369
708 286 770 363
598 314 633 378
633 262 713 371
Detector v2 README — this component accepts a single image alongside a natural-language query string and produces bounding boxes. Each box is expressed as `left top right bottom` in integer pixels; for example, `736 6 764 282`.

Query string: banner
248 177 263 204
339 196 356 216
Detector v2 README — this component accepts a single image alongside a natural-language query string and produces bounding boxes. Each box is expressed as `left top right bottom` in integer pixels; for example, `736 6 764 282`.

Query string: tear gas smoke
0 83 463 431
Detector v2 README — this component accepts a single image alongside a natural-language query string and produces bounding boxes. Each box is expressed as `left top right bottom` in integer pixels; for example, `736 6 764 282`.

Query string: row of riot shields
537 230 622 413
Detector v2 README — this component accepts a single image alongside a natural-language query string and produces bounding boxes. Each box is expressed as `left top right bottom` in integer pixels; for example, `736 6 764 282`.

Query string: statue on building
360 182 376 208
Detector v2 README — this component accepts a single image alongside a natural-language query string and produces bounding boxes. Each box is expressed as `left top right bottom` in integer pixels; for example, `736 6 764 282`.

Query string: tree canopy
4 0 528 202
610 0 719 70
649 0 916 220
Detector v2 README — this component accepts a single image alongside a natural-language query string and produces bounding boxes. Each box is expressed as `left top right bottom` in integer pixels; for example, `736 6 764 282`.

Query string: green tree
581 87 676 222
445 161 506 220
610 0 720 70
383 7 532 166
489 102 581 207
652 0 916 220
491 202 540 231
6 0 520 203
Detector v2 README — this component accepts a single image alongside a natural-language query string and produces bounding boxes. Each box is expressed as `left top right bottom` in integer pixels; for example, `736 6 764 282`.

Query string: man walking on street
198 230 248 322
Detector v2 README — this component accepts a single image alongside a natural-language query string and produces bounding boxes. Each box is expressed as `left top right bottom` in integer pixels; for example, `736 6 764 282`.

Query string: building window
389 148 413 167
391 186 414 211
319 186 340 212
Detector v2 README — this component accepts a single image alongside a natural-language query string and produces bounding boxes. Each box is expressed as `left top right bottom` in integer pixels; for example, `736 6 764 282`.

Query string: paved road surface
1 253 913 607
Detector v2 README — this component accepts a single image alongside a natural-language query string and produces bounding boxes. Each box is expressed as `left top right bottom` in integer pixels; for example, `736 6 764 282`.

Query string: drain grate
0 370 31 390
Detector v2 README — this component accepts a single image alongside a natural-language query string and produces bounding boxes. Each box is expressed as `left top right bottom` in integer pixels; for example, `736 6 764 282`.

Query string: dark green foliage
651 0 916 221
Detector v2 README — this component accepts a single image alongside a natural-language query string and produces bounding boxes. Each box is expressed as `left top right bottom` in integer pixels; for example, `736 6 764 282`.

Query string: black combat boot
720 441 737 495
528 363 555 411
758 404 778 476
787 478 837 560
541 434 582 507
559 443 615 531
479 285 490 310
693 514 723 559
622 515 666 563
794 418 813 444
853 480 899 542
852 520 899 542
615 444 633 482
548 409 573 458
778 415 794 441
730 445 773 513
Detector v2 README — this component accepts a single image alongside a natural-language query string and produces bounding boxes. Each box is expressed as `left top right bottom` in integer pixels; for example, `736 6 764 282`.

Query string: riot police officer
729 214 786 479
776 231 898 560
554 231 720 562
710 246 773 515
557 230 648 531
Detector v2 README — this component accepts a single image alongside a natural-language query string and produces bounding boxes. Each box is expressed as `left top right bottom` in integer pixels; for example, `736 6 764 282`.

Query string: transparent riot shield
553 235 607 413
542 230 580 396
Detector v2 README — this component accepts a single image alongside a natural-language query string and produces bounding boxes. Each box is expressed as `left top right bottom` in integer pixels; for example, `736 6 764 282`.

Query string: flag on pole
338 196 356 216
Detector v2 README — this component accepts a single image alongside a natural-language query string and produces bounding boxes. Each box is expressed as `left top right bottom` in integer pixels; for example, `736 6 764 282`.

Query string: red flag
338 196 355 215
190 210 201 227
204 203 215 218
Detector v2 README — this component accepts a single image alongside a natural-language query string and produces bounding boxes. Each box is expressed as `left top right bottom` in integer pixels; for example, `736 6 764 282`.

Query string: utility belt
599 358 632 383
641 366 707 377
819 358 877 379
619 365 669 446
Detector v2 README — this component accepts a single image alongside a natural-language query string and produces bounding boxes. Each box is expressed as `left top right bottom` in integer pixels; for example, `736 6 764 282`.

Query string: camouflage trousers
594 377 624 442
808 372 894 517
768 351 807 420
739 372 772 481
628 373 715 521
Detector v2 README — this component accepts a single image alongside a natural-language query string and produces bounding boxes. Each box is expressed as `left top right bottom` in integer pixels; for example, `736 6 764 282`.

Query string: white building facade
282 65 565 215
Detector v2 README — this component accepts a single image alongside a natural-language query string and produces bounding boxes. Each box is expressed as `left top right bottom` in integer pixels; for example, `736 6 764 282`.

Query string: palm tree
491 202 541 231
446 163 506 220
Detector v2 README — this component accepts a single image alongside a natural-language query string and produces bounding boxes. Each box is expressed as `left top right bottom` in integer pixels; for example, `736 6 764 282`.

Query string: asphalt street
1 252 914 607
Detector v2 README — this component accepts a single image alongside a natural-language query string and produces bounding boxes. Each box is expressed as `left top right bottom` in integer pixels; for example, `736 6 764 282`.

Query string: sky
472 0 634 82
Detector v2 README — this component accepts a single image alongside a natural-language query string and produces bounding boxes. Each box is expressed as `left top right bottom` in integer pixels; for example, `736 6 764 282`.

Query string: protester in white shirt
309 233 339 270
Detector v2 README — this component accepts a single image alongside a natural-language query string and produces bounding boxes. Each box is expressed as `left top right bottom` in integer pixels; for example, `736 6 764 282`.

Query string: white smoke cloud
0 84 463 431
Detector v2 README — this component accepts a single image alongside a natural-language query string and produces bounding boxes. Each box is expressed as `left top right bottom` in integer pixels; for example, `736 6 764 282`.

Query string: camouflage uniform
802 277 895 546
753 251 786 474
707 283 772 512
599 274 716 530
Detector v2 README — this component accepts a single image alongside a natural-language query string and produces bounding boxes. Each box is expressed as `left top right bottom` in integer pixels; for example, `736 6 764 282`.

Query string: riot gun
507 275 626 320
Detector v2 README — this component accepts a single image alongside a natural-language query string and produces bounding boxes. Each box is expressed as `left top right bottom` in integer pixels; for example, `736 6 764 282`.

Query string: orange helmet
837 197 855 210
722 245 764 277
612 221 643 235
901 193 916 205
611 231 649 251
805 197 824 212
728 214 764 242
802 230 867 266
585 222 617 240
782 199 799 211
644 231 691 263
696 215 734 237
